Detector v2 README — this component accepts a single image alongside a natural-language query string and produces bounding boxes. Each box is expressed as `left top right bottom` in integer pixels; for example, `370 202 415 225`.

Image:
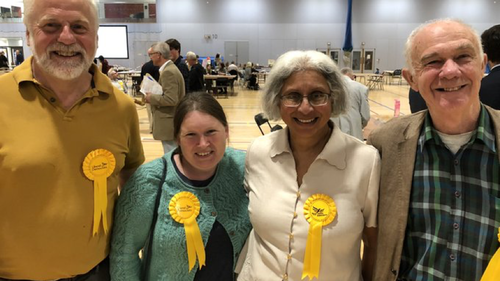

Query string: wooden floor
137 81 413 163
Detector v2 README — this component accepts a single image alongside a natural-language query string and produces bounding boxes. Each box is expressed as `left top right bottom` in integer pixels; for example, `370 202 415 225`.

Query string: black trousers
0 257 109 281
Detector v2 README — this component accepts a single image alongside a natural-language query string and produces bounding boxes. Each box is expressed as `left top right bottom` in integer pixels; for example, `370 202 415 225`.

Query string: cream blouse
237 124 380 281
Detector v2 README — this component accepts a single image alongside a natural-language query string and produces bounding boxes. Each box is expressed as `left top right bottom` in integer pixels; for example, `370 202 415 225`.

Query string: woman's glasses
281 92 331 107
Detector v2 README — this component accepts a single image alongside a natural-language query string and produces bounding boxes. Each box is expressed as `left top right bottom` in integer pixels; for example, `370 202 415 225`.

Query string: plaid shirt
399 106 500 281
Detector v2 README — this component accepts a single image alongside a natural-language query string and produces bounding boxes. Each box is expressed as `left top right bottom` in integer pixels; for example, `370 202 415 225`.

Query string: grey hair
23 0 99 30
151 42 171 60
404 18 483 73
186 51 197 60
262 50 347 120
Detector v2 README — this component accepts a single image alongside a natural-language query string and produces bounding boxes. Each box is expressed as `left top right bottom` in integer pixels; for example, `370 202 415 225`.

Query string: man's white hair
23 0 99 30
404 18 483 74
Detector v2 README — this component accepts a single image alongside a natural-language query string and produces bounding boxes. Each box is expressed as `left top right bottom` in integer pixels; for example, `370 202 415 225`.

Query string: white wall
1 0 499 70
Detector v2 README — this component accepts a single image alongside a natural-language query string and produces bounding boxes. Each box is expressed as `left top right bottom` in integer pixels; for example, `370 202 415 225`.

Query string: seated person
108 69 128 95
245 62 259 90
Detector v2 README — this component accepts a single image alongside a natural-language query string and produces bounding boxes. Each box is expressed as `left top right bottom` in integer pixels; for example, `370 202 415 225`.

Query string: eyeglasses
148 52 159 58
280 92 331 107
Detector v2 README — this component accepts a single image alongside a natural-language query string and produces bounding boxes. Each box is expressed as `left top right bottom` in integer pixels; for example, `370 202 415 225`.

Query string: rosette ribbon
302 194 336 280
82 149 116 236
169 191 206 271
481 227 500 281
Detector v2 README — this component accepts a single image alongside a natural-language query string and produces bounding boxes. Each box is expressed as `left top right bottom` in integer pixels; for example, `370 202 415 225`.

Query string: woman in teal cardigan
110 92 251 281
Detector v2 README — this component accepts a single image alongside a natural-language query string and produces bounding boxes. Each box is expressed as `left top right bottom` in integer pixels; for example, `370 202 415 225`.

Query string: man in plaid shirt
368 19 500 281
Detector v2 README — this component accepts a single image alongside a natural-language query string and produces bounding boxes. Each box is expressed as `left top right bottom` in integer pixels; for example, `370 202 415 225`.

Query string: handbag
141 157 167 281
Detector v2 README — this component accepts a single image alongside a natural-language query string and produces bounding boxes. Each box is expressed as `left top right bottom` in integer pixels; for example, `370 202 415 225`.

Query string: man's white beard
30 36 94 80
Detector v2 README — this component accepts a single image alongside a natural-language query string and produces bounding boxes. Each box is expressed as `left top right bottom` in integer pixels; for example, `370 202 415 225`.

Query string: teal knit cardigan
110 148 251 281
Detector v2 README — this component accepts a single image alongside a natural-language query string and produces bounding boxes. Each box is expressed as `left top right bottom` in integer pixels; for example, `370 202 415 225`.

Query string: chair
391 69 402 85
367 75 384 90
228 69 238 91
254 113 283 135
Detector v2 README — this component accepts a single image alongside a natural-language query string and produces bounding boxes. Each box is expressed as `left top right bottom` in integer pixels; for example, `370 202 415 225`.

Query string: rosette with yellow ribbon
169 191 206 271
302 194 336 280
481 227 500 281
82 149 116 236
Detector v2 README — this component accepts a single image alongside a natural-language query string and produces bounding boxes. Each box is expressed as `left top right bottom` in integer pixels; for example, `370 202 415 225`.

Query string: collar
159 60 171 72
418 105 496 153
269 121 347 170
12 56 113 98
490 64 500 71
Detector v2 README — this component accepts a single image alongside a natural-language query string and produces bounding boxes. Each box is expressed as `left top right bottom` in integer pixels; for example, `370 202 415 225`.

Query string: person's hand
145 92 152 103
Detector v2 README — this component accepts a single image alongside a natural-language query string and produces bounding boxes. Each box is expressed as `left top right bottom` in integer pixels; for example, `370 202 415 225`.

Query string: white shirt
332 76 371 140
238 124 380 281
159 60 171 72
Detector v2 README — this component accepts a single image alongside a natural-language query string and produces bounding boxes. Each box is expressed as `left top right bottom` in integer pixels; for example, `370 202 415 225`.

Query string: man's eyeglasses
148 52 159 58
280 92 331 107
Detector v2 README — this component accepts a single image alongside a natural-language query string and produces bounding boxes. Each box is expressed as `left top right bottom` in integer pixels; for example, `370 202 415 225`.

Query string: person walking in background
145 41 185 154
479 24 500 110
408 88 427 113
238 50 380 281
14 50 24 66
0 51 8 68
166 38 189 92
98 55 110 75
331 67 371 140
0 0 145 279
111 92 251 281
368 19 500 281
140 46 160 133
186 51 205 93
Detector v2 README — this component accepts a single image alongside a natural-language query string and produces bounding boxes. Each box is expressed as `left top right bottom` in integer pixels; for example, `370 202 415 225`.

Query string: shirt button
289 233 294 239
453 223 459 230
450 253 455 261
296 191 301 198
204 189 210 194
49 97 56 102
211 211 217 217
454 159 459 166
454 191 461 198
287 254 292 260
293 212 298 218
283 273 288 280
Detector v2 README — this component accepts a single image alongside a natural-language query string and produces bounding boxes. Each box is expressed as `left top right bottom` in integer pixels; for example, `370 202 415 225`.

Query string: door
330 49 340 66
350 48 375 73
351 50 362 72
224 41 249 65
363 49 375 72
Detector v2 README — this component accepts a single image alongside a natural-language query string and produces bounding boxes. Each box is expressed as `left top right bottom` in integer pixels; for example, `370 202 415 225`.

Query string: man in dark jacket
166 38 189 92
186 51 205 93
479 24 500 110
0 51 8 68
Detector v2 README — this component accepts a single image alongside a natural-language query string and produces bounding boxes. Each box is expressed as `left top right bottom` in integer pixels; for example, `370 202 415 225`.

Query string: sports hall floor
137 81 412 163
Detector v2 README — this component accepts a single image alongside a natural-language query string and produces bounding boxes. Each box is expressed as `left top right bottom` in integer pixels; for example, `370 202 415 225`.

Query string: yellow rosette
82 149 116 236
481 227 500 281
169 191 206 271
302 194 336 280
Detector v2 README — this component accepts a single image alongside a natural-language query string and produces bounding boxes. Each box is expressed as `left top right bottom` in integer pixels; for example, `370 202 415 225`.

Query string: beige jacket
150 61 185 141
367 106 500 281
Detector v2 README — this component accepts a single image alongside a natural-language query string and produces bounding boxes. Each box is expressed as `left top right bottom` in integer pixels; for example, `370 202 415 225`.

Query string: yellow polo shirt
0 57 145 280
